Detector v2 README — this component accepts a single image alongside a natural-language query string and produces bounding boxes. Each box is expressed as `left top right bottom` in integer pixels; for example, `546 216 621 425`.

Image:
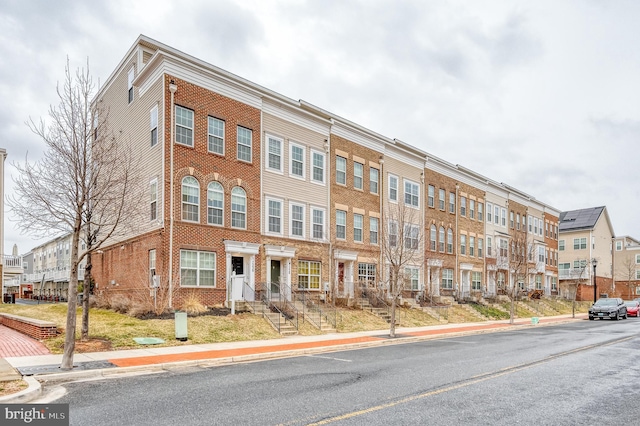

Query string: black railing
292 289 340 329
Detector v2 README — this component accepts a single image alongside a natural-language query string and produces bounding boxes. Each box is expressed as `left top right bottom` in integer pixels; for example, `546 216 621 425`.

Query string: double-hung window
442 269 453 289
404 180 419 208
354 162 363 189
181 176 199 222
267 199 282 234
439 227 445 252
175 106 194 147
469 236 475 257
150 179 158 221
405 224 419 249
574 238 587 250
406 267 419 290
336 210 346 239
336 156 347 185
354 214 363 242
430 225 437 251
298 260 321 290
237 126 252 162
311 208 325 239
208 117 224 155
267 136 282 172
207 182 223 226
478 238 484 258
460 196 467 216
290 143 305 178
469 200 475 219
460 235 467 255
231 187 246 229
472 272 482 290
449 192 455 213
439 189 445 210
447 229 453 253
370 217 378 244
370 168 379 194
127 67 134 103
312 151 325 183
428 185 435 208
389 175 398 202
290 203 304 238
150 105 158 147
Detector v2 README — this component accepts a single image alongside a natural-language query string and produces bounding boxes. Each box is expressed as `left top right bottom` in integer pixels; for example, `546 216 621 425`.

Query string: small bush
181 292 208 315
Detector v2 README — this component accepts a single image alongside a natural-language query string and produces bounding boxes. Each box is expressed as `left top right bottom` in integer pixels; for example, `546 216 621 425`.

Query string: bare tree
616 256 637 300
380 202 424 337
506 236 535 324
8 59 141 369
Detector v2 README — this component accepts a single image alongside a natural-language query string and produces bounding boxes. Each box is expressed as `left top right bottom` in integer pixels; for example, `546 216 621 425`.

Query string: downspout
379 156 384 297
168 80 177 308
324 135 331 301
420 170 425 298
455 184 459 300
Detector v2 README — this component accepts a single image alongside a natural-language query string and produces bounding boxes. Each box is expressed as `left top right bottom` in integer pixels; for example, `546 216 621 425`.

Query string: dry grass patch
0 380 28 398
395 307 442 327
336 309 389 332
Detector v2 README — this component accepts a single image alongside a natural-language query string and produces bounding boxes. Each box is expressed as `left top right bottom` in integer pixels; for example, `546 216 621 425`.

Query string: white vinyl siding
290 203 305 238
290 143 305 179
150 105 158 147
266 135 283 172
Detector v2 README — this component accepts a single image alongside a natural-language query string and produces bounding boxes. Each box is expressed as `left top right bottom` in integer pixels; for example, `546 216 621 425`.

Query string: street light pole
592 259 598 303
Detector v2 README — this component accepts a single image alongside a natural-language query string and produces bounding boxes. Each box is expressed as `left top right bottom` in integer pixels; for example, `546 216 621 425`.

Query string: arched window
447 228 454 254
207 182 223 226
231 187 246 229
181 176 199 222
439 227 445 252
430 225 437 251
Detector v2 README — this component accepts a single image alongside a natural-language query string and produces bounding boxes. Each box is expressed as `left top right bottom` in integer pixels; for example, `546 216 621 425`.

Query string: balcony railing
24 268 85 283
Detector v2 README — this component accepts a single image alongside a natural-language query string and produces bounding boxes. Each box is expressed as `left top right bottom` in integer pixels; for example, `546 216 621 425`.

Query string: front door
231 256 247 300
270 260 281 296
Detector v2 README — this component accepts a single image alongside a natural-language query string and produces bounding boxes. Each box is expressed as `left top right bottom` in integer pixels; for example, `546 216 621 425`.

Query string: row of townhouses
3 36 639 306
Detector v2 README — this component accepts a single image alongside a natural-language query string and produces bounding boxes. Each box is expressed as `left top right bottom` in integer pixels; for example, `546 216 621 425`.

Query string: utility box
175 311 188 341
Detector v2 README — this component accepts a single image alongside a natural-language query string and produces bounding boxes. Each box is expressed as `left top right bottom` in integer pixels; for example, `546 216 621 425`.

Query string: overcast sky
2 0 640 255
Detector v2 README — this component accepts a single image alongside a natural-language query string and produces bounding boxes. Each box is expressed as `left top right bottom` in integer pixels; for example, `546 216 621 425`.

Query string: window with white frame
534 218 538 235
336 156 346 185
267 198 282 234
290 203 304 238
478 238 483 258
354 214 363 242
404 180 419 207
207 182 223 226
428 185 435 208
497 272 506 289
487 237 492 256
535 275 543 290
181 176 199 222
470 199 475 219
266 136 282 172
528 215 533 232
510 211 514 228
439 189 445 210
551 277 557 291
538 246 545 263
311 207 325 239
469 236 475 257
290 143 305 179
442 269 453 289
150 105 158 147
495 206 500 224
389 220 398 247
501 208 506 227
405 224 419 249
636 270 640 280
616 241 622 251
336 210 346 239
516 213 521 230
449 192 455 213
499 239 508 257
487 203 493 222
231 187 246 228
573 259 587 269
370 217 378 244
150 179 158 221
460 234 467 255
298 260 321 290
389 174 398 202
175 106 194 147
180 250 216 287
430 225 437 251
439 227 445 252
237 126 252 162
406 267 420 290
128 66 134 103
149 249 156 287
559 240 565 251
312 151 325 183
573 238 587 250
354 162 363 189
636 254 640 264
478 202 483 221
208 117 224 155
359 263 376 285
460 196 467 216
447 228 453 254
472 271 482 290
370 168 379 194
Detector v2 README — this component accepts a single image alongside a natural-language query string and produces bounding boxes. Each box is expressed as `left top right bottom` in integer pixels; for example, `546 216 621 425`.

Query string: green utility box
531 317 539 325
175 311 188 341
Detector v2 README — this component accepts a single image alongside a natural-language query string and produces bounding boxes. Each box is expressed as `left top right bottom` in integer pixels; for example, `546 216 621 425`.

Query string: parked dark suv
588 298 627 320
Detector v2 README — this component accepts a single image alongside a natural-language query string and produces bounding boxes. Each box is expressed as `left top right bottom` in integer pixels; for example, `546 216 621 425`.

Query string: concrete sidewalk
0 313 586 403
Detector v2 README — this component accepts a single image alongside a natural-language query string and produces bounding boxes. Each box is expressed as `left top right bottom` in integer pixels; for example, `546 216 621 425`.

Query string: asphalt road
42 319 640 425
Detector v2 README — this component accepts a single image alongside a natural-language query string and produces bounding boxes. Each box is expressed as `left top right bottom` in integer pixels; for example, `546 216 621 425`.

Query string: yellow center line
307 335 635 425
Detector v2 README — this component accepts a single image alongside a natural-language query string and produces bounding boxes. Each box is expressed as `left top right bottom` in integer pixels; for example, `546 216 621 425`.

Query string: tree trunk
390 295 397 338
509 293 515 325
81 251 92 340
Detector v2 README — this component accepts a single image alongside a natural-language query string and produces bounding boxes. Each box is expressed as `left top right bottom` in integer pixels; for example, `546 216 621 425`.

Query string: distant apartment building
612 235 640 299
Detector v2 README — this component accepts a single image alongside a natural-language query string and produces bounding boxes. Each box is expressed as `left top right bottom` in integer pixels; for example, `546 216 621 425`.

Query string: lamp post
592 259 598 303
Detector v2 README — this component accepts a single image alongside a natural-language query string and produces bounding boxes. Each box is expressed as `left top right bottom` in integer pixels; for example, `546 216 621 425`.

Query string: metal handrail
292 288 339 329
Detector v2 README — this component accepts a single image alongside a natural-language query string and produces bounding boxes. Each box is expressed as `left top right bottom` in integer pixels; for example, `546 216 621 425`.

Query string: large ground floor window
472 271 482 290
298 260 321 290
442 268 453 289
358 263 376 285
180 249 216 287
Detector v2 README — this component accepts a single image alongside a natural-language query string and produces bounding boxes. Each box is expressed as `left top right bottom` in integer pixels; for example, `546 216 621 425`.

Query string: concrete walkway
0 313 587 403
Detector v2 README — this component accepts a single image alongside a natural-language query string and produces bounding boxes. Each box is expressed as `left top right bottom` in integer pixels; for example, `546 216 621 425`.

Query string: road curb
2 315 585 403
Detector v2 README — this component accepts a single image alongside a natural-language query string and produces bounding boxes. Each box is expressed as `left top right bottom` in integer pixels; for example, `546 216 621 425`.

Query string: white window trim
388 174 398 203
310 206 326 241
150 178 158 222
336 155 347 185
237 126 253 163
370 216 379 245
175 106 194 147
265 134 284 174
354 213 364 243
265 197 284 236
354 162 363 190
127 66 134 103
370 167 379 194
150 105 158 147
311 149 326 185
289 141 306 180
180 249 216 288
208 116 225 155
403 178 420 209
289 202 305 239
336 210 347 240
207 181 224 227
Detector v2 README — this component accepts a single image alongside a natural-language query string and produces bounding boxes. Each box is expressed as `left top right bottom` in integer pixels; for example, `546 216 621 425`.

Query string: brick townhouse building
84 35 562 310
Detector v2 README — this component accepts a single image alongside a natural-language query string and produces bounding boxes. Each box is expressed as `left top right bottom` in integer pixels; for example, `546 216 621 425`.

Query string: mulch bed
135 307 231 320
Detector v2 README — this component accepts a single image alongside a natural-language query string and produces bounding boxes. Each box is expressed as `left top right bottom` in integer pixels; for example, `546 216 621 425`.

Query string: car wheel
614 313 619 321
589 317 594 321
